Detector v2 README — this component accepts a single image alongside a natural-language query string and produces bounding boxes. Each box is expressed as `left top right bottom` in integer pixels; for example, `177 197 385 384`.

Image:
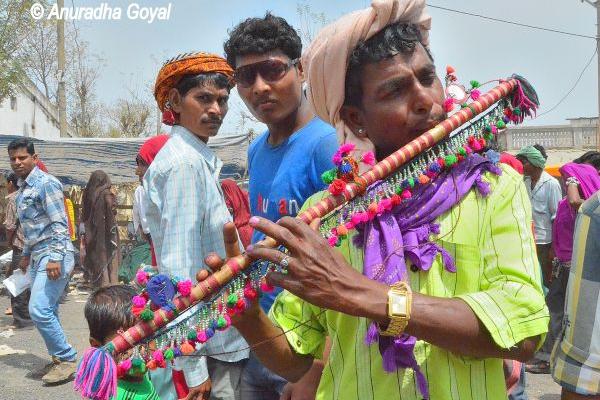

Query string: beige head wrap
302 0 431 154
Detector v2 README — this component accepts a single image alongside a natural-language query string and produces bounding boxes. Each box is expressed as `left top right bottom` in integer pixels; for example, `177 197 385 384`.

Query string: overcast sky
66 0 596 135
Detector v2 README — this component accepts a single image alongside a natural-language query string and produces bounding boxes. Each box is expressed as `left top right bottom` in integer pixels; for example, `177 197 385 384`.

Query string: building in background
0 77 68 139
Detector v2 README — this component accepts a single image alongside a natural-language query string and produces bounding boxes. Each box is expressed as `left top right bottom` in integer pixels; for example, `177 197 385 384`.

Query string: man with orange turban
145 52 249 400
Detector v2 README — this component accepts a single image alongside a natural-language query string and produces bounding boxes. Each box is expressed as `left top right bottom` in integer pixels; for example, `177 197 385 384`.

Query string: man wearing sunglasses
224 13 338 400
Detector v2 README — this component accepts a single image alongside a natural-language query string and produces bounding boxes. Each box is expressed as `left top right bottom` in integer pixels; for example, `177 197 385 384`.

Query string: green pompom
470 80 480 89
140 308 154 321
164 348 175 360
484 133 494 142
131 357 146 374
513 107 522 116
395 185 403 195
496 120 506 129
407 177 415 188
458 148 467 157
484 124 492 133
444 154 458 166
227 293 238 308
321 169 337 184
217 316 227 329
460 103 468 109
187 330 198 340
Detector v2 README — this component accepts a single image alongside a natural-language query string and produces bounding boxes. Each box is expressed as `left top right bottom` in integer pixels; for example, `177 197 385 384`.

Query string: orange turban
154 52 234 112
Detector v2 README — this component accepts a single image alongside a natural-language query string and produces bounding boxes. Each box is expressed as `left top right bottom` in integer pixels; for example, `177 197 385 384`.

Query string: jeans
538 262 570 361
241 352 287 400
28 252 76 361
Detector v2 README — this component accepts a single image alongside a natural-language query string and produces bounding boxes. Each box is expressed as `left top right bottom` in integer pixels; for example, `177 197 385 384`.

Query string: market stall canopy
0 134 248 186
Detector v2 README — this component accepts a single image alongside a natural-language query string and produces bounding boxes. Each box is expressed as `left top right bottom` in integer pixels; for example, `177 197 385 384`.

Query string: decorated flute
74 74 538 400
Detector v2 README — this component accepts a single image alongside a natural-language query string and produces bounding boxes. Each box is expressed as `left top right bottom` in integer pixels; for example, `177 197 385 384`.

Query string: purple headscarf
355 154 501 399
553 162 600 263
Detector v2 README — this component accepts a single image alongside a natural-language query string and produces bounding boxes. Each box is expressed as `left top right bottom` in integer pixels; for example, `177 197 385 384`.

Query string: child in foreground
84 285 160 400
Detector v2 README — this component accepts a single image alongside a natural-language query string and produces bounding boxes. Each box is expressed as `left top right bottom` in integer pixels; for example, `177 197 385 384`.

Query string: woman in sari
81 170 120 288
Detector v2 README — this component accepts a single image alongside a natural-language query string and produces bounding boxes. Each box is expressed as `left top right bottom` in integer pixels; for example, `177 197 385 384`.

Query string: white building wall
0 80 61 140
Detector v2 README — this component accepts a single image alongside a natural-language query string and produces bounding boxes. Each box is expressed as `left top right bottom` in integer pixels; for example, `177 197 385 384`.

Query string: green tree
0 0 37 102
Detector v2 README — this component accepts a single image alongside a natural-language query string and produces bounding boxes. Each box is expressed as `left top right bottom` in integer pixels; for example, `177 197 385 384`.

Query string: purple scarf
355 154 501 398
553 163 600 262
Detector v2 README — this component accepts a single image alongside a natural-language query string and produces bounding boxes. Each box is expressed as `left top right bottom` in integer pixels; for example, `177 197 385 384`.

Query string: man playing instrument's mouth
340 28 446 161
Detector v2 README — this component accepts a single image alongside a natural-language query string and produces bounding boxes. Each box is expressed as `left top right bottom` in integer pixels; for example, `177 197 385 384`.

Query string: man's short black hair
345 22 432 107
533 144 548 160
223 12 302 68
7 138 35 155
84 285 137 344
4 172 18 187
175 72 233 96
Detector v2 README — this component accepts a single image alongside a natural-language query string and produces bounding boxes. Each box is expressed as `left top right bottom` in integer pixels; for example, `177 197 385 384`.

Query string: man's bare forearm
234 307 313 382
353 281 539 361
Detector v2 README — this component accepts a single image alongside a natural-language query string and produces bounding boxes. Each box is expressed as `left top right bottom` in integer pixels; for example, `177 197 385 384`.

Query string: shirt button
410 265 419 272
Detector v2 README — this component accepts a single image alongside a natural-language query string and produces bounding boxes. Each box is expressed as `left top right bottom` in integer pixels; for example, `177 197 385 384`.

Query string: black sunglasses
234 58 299 88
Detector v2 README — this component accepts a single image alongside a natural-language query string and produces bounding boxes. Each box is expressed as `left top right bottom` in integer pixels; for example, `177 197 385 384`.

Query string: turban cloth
516 145 546 168
138 134 170 165
302 0 431 157
154 52 233 112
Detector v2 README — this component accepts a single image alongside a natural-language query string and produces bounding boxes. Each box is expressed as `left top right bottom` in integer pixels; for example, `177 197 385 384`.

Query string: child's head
85 285 137 347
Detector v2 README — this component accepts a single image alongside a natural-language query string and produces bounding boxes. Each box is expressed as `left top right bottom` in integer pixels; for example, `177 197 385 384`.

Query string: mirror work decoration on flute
74 71 539 400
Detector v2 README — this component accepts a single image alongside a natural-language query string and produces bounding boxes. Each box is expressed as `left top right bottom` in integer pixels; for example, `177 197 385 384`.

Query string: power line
536 44 598 118
427 3 596 40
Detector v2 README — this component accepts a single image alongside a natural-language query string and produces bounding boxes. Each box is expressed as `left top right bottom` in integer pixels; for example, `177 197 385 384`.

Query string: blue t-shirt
248 117 337 311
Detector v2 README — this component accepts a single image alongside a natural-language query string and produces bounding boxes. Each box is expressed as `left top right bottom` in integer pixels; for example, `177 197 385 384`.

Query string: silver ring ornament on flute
74 70 539 400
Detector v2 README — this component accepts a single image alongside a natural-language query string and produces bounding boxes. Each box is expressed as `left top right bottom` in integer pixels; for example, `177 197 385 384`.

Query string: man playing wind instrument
201 1 549 399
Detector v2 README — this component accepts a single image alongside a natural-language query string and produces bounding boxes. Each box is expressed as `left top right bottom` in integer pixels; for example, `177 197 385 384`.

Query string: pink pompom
471 140 482 152
197 330 208 343
332 153 342 165
243 286 258 301
260 280 275 293
328 235 338 247
350 213 363 226
153 350 164 363
132 295 146 308
344 221 355 230
135 270 148 285
120 359 132 372
470 89 481 100
443 98 455 113
339 143 356 155
401 190 412 200
177 280 192 297
380 198 393 211
223 314 232 327
361 151 376 166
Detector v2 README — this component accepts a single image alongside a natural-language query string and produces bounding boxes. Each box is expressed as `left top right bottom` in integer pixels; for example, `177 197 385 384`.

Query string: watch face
389 292 408 316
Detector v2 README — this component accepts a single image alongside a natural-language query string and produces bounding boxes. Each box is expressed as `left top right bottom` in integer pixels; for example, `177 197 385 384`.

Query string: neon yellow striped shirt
270 165 549 400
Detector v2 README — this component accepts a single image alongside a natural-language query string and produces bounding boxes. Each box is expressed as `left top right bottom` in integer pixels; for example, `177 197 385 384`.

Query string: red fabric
500 152 524 175
220 179 253 248
36 159 48 172
172 369 189 399
138 134 170 165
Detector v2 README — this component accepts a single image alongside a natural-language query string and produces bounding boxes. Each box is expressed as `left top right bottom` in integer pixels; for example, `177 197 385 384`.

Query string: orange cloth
154 52 234 111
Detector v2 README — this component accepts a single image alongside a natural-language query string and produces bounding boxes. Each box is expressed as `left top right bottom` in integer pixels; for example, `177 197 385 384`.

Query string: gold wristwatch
378 281 412 336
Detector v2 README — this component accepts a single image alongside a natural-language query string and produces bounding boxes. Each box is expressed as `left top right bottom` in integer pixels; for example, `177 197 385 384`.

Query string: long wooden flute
105 77 519 355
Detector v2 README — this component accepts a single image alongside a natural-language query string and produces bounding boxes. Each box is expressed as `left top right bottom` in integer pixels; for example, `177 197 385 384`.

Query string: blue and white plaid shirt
16 166 73 261
144 126 249 387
